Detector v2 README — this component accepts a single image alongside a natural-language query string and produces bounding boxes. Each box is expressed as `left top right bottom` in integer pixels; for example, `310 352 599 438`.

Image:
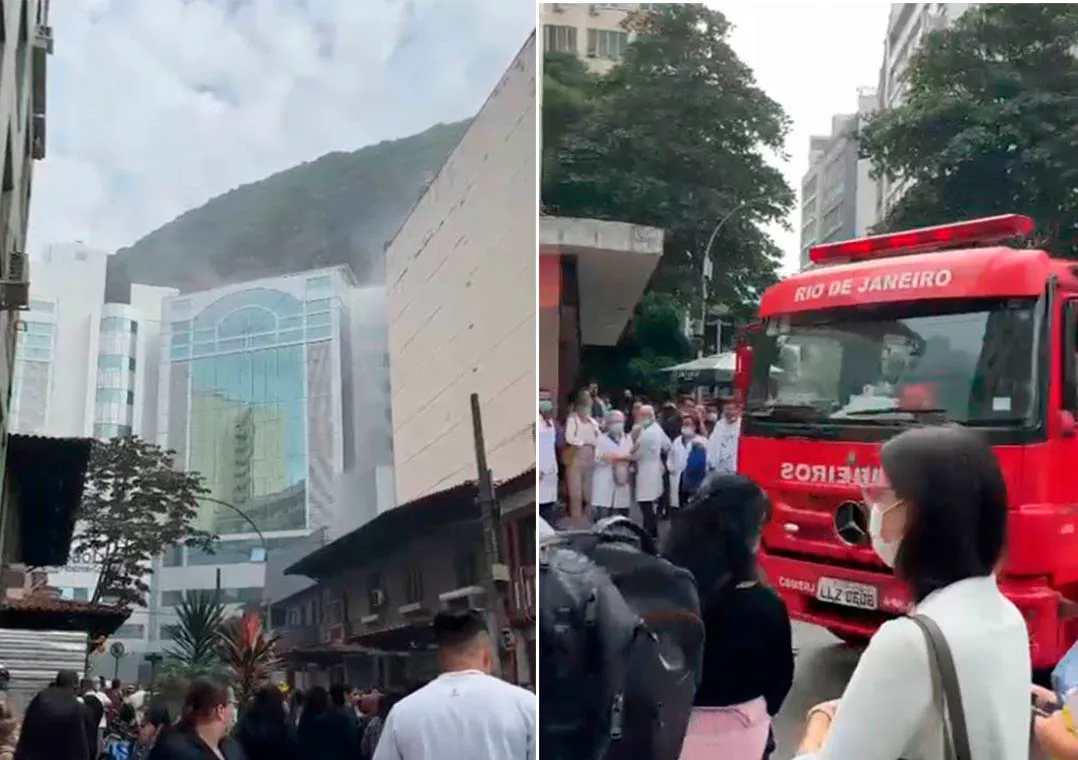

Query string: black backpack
539 517 705 760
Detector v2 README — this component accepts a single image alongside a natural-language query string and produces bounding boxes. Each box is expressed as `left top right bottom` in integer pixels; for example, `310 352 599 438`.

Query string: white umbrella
660 352 737 373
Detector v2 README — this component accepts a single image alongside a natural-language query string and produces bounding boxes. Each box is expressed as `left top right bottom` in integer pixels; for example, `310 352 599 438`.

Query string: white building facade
876 3 973 218
799 89 879 269
541 3 648 73
150 267 393 658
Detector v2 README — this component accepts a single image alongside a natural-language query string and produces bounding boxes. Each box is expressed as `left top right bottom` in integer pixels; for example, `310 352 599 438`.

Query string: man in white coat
633 404 670 539
707 396 742 475
537 397 559 526
591 410 634 520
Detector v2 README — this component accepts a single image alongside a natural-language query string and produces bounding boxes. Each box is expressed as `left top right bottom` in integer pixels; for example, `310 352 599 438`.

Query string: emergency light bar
808 214 1036 265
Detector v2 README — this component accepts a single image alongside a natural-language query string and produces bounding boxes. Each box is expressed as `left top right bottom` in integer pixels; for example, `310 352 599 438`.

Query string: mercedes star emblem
834 500 869 546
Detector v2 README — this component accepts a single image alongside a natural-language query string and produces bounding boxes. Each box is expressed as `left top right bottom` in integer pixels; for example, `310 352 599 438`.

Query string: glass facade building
11 300 56 433
159 273 344 538
93 305 139 439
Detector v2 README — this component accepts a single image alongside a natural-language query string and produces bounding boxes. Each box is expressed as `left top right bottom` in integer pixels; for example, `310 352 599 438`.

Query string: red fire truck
734 214 1078 669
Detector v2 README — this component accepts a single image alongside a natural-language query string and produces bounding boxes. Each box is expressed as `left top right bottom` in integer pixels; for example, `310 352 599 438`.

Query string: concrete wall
385 35 536 505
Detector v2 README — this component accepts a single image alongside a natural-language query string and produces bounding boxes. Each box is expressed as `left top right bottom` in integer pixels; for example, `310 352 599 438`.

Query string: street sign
109 642 125 658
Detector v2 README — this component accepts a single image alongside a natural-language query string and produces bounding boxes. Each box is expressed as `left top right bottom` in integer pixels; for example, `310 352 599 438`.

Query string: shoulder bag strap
909 614 972 760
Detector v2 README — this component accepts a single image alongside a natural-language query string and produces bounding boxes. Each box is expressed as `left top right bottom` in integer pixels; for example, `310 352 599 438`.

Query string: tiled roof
0 596 129 617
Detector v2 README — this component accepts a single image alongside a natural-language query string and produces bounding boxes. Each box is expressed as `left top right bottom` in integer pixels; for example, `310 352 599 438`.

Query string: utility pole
469 393 514 680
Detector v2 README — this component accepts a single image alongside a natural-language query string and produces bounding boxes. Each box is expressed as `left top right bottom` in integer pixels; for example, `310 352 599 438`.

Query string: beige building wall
385 35 536 506
541 3 640 73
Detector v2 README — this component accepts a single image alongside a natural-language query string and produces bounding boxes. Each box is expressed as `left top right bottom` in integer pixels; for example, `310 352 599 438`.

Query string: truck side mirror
734 338 754 402
1060 410 1076 438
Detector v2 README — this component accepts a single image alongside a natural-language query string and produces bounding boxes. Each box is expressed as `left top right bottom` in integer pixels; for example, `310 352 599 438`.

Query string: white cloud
28 0 536 254
712 1 892 274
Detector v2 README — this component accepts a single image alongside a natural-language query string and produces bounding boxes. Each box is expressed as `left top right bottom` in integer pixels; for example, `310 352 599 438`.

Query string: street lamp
697 199 755 358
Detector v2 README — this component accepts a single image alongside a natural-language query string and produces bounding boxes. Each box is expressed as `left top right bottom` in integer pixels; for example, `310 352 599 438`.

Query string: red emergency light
808 214 1036 265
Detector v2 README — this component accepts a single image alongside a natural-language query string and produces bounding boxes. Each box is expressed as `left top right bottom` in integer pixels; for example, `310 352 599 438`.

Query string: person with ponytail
662 473 794 760
146 679 244 760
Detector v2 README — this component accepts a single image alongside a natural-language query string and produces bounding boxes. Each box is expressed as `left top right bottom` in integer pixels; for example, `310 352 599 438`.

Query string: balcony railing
511 565 535 621
276 625 321 650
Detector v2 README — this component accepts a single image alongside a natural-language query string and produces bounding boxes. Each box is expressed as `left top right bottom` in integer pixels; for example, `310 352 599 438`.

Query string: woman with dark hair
234 686 298 760
792 425 1029 760
358 691 404 760
296 685 360 760
663 473 793 759
134 705 171 760
146 679 243 760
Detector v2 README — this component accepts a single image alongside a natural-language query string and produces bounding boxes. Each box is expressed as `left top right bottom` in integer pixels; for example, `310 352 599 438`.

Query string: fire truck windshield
745 297 1041 431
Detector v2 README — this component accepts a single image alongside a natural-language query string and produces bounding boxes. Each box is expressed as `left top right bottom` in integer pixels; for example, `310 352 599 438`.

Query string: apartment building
541 3 647 72
876 3 972 217
799 89 879 269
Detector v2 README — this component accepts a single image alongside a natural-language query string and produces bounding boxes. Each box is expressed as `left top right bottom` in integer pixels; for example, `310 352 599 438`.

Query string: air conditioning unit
550 3 564 12
589 4 599 15
32 25 53 54
0 252 29 311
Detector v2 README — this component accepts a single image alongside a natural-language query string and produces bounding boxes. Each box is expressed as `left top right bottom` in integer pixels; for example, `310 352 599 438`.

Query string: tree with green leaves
163 591 227 680
544 4 794 312
861 4 1078 254
74 435 216 609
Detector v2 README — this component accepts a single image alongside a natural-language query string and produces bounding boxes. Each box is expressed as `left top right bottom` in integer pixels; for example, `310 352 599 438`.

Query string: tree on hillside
861 4 1078 254
74 436 216 609
544 4 795 312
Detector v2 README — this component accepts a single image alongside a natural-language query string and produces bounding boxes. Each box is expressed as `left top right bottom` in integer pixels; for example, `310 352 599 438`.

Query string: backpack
539 517 705 760
680 443 708 494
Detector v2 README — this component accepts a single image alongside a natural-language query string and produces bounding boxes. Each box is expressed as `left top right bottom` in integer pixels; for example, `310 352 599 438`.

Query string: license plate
816 577 878 611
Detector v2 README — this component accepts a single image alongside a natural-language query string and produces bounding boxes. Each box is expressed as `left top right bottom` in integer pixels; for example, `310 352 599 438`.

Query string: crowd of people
540 407 1076 759
537 381 742 537
0 610 534 760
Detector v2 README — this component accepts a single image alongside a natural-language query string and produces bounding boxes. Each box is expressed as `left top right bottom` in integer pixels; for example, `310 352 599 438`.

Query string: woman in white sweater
793 425 1029 760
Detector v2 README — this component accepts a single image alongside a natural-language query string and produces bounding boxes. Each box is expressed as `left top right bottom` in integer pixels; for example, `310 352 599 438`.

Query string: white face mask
609 423 624 435
868 501 902 567
681 426 694 438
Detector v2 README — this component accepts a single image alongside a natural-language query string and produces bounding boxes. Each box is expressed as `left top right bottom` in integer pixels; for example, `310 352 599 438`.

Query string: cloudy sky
715 2 892 274
28 0 535 255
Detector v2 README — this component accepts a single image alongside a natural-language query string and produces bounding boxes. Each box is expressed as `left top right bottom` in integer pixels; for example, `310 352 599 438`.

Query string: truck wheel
827 629 869 648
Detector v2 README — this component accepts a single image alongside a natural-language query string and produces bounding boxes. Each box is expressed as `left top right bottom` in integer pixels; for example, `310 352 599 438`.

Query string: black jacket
234 716 299 760
146 729 246 760
13 687 92 760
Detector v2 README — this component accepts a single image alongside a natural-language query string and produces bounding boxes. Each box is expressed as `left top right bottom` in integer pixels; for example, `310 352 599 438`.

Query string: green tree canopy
74 436 216 609
543 4 794 311
861 4 1078 253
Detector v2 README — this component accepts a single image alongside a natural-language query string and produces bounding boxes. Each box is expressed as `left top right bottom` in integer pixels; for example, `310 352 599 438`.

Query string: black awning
285 468 536 580
7 434 93 567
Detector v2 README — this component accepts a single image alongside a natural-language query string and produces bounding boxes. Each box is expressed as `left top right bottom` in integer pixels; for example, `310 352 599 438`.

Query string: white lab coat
537 417 558 505
666 434 709 508
634 423 670 503
707 417 741 474
592 432 633 509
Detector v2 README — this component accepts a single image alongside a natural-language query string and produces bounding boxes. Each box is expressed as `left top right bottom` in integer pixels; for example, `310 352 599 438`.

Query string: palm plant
163 590 227 679
217 611 281 708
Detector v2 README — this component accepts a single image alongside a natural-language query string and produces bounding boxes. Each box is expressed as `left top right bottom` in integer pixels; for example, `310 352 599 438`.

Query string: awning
352 622 436 653
280 641 380 663
0 596 130 637
7 435 93 567
286 468 535 579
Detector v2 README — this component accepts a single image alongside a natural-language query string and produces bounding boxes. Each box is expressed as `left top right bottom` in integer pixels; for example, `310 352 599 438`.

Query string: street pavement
773 623 861 757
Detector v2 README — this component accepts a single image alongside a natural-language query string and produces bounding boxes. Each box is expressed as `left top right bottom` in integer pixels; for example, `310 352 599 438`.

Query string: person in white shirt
632 404 670 539
665 415 708 510
564 389 600 521
707 396 741 474
792 426 1029 760
372 609 535 760
591 410 634 520
537 396 559 526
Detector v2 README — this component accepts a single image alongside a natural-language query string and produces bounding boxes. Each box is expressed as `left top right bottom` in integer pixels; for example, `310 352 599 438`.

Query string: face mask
681 426 694 438
641 418 653 428
609 423 624 435
868 501 902 567
708 413 718 422
538 401 553 414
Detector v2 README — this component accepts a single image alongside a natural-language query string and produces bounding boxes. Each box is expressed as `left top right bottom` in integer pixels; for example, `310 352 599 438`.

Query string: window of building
23 321 52 336
405 567 423 605
586 28 628 60
162 545 184 567
101 316 130 334
367 571 384 614
822 205 843 237
543 24 577 54
114 623 146 639
161 591 184 606
28 300 53 313
454 551 478 589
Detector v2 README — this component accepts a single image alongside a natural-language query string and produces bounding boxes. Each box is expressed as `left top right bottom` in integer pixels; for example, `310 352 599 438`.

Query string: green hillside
106 120 470 296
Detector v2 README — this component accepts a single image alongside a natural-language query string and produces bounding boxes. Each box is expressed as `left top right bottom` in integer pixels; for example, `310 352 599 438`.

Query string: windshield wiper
841 407 952 419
